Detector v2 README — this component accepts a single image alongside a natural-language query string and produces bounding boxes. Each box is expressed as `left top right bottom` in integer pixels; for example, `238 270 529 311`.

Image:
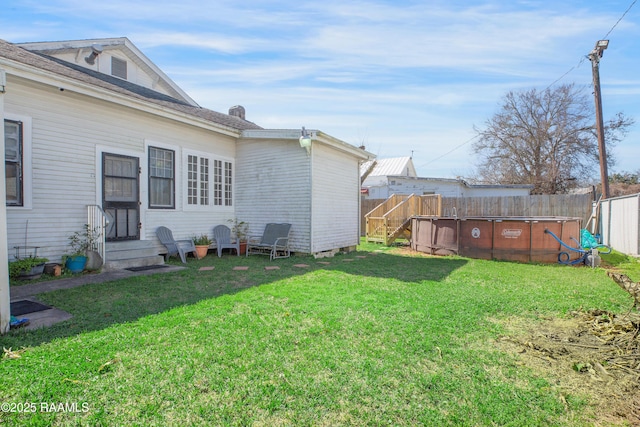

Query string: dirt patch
495 309 640 426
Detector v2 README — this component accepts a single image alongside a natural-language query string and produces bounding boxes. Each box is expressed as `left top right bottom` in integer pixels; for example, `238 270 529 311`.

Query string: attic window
111 57 127 79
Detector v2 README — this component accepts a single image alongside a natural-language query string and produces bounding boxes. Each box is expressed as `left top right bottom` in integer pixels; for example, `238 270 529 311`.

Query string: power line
418 134 479 169
422 0 637 171
546 0 637 91
602 0 637 39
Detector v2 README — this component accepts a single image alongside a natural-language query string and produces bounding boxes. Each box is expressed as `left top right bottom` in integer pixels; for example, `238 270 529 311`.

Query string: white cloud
2 0 639 178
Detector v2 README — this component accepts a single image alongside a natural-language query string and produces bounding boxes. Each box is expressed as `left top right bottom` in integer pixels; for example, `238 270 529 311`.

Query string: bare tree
472 84 634 194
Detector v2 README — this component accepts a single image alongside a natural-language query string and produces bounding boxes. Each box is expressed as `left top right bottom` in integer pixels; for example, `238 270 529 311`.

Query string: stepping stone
317 262 331 265
199 266 215 271
264 266 280 271
356 256 367 259
233 266 249 271
294 264 310 268
343 259 354 262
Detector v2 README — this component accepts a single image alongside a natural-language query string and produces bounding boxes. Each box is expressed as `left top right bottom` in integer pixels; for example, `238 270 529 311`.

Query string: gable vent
111 57 127 79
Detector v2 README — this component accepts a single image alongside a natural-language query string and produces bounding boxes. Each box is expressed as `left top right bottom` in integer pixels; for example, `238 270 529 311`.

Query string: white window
148 146 175 209
4 120 22 206
213 159 233 206
185 152 232 208
4 115 32 208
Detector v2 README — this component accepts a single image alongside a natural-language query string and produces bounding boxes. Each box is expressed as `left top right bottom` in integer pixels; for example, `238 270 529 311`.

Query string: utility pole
588 39 610 199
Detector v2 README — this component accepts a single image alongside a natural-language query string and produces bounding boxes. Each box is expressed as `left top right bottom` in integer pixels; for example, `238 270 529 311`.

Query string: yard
1 242 638 426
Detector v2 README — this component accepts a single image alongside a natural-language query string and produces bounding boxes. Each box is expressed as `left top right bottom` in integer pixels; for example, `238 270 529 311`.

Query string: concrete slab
13 307 73 331
8 265 185 330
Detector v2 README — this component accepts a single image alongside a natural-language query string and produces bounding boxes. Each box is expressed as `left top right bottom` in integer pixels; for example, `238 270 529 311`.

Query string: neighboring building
0 37 374 267
361 157 532 199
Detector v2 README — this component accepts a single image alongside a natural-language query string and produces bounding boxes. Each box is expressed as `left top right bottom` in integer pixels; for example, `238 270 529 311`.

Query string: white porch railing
87 205 109 261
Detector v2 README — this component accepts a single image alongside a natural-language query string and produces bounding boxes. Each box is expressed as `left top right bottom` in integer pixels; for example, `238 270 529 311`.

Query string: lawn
0 243 636 426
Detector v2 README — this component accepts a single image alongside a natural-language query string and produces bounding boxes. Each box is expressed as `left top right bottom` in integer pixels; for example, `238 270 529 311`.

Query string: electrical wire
545 0 637 91
602 0 637 40
417 134 479 169
424 0 637 171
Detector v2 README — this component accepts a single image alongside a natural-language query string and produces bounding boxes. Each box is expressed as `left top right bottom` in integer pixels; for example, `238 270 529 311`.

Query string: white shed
238 130 372 255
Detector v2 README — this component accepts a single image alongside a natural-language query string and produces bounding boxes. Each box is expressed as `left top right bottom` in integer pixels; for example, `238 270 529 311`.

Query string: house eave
241 129 375 161
1 58 242 138
16 37 199 107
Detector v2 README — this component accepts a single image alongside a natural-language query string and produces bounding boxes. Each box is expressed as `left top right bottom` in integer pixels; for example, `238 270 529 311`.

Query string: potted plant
9 256 49 280
228 219 249 255
65 224 101 273
192 233 212 259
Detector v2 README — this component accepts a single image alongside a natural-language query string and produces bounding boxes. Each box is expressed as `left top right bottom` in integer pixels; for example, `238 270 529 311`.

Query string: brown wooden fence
361 193 594 236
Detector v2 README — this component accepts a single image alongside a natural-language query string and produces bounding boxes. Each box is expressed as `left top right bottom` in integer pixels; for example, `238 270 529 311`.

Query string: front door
102 153 140 241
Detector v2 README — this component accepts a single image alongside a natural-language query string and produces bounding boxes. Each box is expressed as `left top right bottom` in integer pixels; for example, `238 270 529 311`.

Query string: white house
0 37 374 269
361 157 532 199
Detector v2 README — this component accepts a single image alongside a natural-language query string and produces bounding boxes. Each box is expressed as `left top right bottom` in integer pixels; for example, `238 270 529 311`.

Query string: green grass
0 244 634 426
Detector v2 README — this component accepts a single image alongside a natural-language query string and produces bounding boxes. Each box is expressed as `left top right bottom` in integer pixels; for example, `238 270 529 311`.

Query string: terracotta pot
195 245 209 259
239 242 247 255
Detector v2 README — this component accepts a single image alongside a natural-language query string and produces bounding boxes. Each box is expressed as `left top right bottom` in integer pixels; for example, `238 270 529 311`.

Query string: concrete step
103 255 166 271
104 240 165 271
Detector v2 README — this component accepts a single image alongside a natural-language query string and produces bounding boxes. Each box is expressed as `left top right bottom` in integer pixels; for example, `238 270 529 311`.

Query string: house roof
361 157 417 186
0 38 262 132
16 37 199 107
360 157 416 179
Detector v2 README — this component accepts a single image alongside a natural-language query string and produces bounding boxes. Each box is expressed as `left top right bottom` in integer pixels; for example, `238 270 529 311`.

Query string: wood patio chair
212 224 240 257
156 226 196 263
246 223 292 260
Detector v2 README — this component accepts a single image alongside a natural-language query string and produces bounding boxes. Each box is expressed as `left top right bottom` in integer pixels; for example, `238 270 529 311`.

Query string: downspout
308 139 314 255
0 69 11 334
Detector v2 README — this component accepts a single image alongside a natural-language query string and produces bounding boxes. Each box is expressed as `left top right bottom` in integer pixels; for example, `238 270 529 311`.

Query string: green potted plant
65 224 101 273
9 256 49 280
192 233 212 259
228 219 249 254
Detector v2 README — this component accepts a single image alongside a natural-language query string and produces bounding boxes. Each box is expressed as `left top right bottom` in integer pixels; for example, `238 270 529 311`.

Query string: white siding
5 74 236 262
311 143 361 252
236 138 311 253
600 194 640 256
368 177 531 199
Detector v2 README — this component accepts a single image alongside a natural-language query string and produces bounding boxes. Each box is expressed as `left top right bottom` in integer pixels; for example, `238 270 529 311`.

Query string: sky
1 0 639 180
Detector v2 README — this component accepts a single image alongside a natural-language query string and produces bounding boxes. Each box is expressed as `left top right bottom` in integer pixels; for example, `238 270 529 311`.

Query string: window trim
148 145 176 209
183 149 234 211
4 113 32 209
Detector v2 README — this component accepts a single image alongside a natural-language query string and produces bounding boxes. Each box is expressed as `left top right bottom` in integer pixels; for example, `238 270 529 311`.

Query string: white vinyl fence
600 193 640 257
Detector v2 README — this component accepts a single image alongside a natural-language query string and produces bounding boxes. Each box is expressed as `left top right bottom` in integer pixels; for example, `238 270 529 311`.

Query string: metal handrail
87 205 109 261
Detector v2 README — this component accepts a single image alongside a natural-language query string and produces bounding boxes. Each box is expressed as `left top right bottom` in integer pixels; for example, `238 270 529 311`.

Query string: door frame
96 147 146 242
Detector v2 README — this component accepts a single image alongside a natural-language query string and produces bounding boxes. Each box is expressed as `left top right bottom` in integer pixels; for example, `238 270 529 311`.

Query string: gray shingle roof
0 39 262 132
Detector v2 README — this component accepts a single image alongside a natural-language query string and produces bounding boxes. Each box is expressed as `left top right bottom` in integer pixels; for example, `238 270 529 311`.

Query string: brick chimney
228 105 246 120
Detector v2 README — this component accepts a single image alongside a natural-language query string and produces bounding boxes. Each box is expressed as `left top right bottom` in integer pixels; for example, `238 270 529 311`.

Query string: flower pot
195 245 209 259
239 241 247 255
17 263 46 280
65 255 87 274
44 263 62 276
